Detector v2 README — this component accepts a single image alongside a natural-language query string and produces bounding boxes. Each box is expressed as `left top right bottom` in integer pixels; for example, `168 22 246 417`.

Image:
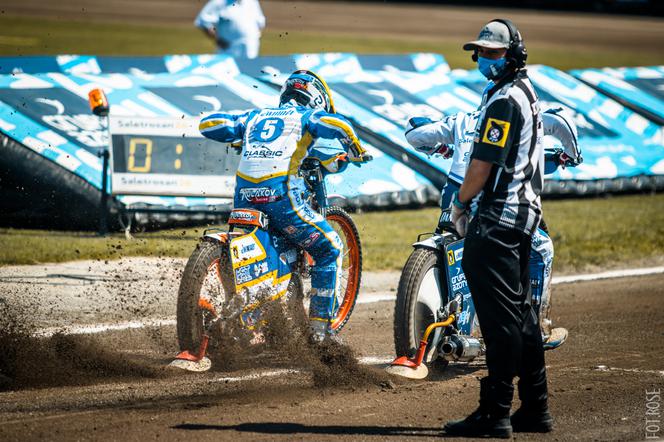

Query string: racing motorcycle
387 210 562 379
171 147 371 372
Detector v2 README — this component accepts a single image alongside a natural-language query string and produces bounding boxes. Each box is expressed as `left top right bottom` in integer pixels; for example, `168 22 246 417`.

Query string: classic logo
482 118 510 148
232 246 239 260
244 145 284 159
447 250 455 266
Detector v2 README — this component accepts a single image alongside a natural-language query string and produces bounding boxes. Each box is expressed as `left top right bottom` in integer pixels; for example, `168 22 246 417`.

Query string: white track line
205 363 664 386
211 369 300 383
35 318 176 338
210 359 391 384
33 266 664 337
552 266 664 284
593 366 664 377
359 356 394 365
357 293 397 304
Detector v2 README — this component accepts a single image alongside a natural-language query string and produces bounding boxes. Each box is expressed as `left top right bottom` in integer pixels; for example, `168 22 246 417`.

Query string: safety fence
0 54 661 229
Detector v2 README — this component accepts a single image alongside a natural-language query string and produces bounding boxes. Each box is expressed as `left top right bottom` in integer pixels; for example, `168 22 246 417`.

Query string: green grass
1 194 663 273
1 15 662 70
355 193 664 273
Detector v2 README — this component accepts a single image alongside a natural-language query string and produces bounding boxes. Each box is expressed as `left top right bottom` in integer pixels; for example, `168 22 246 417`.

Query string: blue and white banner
452 66 664 186
0 53 450 76
571 66 664 125
0 54 440 214
0 54 663 225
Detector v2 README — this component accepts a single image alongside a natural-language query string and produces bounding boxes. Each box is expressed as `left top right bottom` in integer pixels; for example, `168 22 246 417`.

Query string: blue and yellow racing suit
199 104 364 331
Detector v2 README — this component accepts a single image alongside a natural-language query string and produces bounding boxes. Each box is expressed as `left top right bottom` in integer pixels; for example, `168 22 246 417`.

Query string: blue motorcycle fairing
419 231 548 338
443 238 477 336
529 227 553 313
228 226 297 328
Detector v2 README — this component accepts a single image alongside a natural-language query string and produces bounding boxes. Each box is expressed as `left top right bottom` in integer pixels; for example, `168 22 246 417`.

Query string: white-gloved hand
450 191 469 237
451 205 469 237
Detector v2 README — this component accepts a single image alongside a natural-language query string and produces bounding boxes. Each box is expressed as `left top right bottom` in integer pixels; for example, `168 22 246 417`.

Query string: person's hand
434 144 454 159
450 191 469 237
451 206 468 237
553 149 581 169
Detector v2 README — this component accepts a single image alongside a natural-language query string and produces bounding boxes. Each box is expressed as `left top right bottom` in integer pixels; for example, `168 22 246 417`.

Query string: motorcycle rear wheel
394 247 449 366
325 206 362 331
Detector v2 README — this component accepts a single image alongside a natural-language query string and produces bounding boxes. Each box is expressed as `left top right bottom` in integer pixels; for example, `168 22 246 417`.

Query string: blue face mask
477 56 507 79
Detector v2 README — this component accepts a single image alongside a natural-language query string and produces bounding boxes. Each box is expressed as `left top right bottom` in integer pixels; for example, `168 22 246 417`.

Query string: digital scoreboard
109 116 241 197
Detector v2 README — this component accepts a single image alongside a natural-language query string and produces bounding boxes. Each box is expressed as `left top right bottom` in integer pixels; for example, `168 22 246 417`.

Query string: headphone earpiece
491 18 527 69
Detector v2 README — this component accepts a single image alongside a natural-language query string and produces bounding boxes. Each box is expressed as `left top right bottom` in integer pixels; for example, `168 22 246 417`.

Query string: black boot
443 377 513 439
510 406 553 433
512 374 553 432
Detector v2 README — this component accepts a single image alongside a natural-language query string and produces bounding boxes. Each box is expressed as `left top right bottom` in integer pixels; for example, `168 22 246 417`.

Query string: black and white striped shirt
470 70 544 235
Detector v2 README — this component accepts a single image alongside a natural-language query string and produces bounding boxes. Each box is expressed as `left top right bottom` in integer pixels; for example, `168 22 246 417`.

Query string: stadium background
0 0 663 231
0 2 662 441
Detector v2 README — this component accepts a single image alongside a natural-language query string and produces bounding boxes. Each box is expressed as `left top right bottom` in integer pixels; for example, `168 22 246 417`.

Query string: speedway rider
405 108 581 350
199 70 368 342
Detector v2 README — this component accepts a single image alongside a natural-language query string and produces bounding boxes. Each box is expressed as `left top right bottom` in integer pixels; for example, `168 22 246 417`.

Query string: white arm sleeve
542 110 580 160
405 113 459 153
255 0 266 29
195 0 223 29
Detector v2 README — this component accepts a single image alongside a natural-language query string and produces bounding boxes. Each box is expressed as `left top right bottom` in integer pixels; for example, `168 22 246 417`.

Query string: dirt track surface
1 258 663 441
2 0 663 53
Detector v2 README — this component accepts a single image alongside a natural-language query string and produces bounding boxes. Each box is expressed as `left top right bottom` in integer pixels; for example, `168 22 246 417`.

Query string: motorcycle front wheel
393 247 449 365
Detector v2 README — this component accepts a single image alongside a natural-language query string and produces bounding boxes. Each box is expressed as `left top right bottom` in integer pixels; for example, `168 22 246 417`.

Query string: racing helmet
279 70 336 113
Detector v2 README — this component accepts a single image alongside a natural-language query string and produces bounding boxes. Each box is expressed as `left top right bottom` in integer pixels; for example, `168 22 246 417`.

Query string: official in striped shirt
444 19 553 438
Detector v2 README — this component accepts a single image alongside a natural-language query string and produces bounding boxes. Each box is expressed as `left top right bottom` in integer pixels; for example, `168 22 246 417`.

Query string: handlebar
351 154 373 163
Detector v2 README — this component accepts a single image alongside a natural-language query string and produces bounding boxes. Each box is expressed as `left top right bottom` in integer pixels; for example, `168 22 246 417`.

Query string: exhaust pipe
440 335 482 362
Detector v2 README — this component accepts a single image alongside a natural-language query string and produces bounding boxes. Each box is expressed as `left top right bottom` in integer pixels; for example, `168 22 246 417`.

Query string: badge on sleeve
482 118 511 148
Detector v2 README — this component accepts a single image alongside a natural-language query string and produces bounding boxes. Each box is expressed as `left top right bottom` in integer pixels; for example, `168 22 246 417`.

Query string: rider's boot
541 314 568 351
543 325 568 351
443 377 513 439
309 320 342 345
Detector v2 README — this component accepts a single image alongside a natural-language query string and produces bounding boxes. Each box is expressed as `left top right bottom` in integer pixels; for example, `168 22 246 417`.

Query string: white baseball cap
463 21 511 51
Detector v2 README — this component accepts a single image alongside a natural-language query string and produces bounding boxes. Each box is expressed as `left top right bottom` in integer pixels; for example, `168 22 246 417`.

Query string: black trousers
462 215 548 410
